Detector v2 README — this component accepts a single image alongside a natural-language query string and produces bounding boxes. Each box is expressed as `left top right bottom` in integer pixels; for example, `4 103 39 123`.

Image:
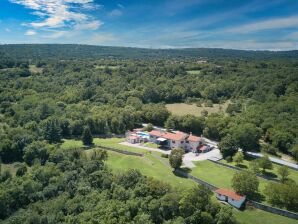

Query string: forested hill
1 44 298 60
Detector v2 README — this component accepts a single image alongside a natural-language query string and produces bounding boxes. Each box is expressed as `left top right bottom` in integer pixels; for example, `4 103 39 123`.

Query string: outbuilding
215 188 246 209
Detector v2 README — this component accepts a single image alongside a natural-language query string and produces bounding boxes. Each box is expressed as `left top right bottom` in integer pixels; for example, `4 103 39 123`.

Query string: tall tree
218 135 238 158
169 148 184 170
82 126 93 146
232 171 259 198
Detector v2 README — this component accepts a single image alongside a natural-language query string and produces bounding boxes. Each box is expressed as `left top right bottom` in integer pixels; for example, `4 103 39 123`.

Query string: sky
0 0 298 50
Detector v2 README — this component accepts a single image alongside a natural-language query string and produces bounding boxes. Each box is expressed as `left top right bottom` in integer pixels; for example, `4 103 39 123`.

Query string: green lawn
191 161 267 199
105 151 195 190
234 207 298 224
61 138 148 153
186 70 201 75
221 157 298 183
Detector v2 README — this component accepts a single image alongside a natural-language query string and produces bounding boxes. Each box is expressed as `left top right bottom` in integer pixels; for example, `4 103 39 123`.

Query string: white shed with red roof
215 188 246 209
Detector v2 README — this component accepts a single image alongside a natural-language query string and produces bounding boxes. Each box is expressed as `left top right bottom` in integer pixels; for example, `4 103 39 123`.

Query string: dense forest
0 44 298 223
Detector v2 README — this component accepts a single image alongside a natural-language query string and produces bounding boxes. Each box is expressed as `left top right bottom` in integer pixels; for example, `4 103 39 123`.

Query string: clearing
166 101 229 116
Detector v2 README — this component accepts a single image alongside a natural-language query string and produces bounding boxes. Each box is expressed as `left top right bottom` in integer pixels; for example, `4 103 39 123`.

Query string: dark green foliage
82 126 93 146
16 164 27 176
218 135 238 158
0 148 233 223
264 182 298 212
169 148 184 169
42 118 62 143
232 171 259 198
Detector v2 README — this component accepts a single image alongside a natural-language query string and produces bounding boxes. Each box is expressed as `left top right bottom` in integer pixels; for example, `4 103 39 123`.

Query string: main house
148 130 208 153
215 188 246 209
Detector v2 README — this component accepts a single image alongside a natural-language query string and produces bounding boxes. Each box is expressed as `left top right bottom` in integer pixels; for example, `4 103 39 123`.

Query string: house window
186 141 189 143
172 140 175 143
181 141 184 143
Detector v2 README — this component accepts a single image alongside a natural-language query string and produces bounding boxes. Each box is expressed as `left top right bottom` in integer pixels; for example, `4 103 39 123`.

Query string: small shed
215 188 246 209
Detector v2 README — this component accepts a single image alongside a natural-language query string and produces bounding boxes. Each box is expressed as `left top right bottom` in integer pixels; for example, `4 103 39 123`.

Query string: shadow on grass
249 192 266 203
262 171 278 179
236 164 248 169
180 167 192 173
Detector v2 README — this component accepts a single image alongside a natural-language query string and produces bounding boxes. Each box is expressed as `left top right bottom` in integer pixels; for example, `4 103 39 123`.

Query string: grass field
1 163 19 176
190 161 268 199
95 65 120 70
29 65 43 74
166 101 229 116
186 70 201 75
105 151 195 189
221 157 298 183
234 207 298 224
61 138 148 153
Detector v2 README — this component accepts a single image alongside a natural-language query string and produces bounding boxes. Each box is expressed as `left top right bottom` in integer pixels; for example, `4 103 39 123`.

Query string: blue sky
0 0 298 50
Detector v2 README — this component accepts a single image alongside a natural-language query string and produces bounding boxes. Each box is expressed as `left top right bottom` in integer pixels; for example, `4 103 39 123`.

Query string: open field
234 207 298 224
95 65 120 70
1 163 19 176
191 160 268 198
29 65 43 74
166 101 229 116
220 157 298 183
105 151 195 189
61 138 148 153
186 70 201 75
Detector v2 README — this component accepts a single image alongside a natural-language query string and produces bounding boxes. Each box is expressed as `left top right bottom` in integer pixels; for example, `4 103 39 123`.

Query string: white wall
228 197 245 209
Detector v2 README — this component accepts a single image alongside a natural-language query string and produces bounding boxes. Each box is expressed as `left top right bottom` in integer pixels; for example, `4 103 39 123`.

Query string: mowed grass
191 161 267 198
105 151 195 189
186 70 201 75
220 157 298 183
234 207 298 224
166 101 229 116
61 138 147 154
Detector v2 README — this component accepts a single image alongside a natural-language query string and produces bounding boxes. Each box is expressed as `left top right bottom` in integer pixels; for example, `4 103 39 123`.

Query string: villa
148 130 205 152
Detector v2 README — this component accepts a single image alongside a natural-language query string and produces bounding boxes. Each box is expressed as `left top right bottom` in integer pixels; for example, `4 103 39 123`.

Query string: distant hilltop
0 44 298 60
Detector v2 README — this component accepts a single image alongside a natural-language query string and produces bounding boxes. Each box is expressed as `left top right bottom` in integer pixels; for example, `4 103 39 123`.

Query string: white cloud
224 16 298 33
5 28 11 32
109 9 122 17
43 30 69 39
74 20 103 30
25 30 37 35
10 0 102 30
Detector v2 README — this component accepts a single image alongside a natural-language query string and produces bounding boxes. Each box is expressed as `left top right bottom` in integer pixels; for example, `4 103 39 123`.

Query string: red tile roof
163 131 188 141
187 134 201 142
149 130 164 137
199 145 208 151
128 135 139 140
215 188 245 201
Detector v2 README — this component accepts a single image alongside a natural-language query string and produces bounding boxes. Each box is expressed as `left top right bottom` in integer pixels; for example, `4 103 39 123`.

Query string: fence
248 200 298 220
208 159 280 182
174 169 217 191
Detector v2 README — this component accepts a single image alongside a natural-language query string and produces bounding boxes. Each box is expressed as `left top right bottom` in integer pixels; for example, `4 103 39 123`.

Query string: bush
161 154 169 158
225 156 232 163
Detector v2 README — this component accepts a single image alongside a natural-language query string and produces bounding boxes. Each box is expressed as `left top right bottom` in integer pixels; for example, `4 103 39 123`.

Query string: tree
232 171 259 198
216 206 239 224
256 155 272 173
16 164 27 176
144 123 154 132
82 126 93 146
290 144 298 162
249 160 260 174
277 166 290 183
169 148 184 170
42 118 62 143
233 151 244 165
23 141 50 166
218 135 238 158
230 123 262 151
